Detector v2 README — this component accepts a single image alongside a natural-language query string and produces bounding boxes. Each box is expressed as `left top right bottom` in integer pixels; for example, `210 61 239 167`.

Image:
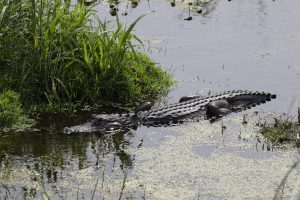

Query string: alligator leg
207 99 231 117
179 95 203 103
138 102 152 112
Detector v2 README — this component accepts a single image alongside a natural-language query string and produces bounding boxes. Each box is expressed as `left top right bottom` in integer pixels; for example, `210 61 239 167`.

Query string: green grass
0 90 26 128
0 0 174 107
260 109 300 147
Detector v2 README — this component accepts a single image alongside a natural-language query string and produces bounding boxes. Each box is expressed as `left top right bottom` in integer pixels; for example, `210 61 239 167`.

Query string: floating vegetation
260 109 300 147
0 0 173 107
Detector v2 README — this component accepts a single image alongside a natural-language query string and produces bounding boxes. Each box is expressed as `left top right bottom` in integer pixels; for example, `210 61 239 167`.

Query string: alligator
63 90 276 134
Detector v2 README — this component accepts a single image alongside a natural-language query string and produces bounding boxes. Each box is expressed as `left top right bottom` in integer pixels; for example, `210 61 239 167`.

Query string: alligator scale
64 90 276 133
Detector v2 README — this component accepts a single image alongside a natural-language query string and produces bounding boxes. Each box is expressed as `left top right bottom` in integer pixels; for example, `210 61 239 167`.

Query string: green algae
123 113 300 200
1 113 300 199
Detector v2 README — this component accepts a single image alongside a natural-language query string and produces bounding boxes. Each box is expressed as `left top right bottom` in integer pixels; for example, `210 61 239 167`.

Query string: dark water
1 0 300 199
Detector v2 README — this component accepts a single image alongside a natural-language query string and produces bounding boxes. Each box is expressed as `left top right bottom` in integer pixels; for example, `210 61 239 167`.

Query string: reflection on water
84 0 217 19
0 126 135 198
0 128 135 169
0 108 137 198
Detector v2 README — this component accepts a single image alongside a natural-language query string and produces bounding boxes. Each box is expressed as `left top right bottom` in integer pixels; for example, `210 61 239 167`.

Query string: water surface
1 0 300 199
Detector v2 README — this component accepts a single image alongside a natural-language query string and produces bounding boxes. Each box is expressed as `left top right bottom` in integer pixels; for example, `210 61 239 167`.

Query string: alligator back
138 90 276 126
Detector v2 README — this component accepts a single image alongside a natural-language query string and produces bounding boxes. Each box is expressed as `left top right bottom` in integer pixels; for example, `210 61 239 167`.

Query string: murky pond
2 0 300 199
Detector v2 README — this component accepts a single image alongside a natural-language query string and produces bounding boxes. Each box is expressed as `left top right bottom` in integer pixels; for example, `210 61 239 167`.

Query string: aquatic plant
260 111 300 147
0 90 26 128
0 0 173 106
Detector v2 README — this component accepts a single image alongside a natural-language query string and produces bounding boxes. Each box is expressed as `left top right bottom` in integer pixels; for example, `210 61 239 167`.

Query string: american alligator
63 90 276 134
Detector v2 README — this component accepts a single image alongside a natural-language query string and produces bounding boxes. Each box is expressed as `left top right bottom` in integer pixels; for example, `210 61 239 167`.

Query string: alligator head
63 113 138 134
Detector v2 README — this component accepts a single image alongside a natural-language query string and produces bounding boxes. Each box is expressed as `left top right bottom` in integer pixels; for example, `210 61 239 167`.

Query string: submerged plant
0 0 173 106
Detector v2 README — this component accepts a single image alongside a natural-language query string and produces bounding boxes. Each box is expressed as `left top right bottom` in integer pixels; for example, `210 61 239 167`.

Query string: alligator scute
64 90 276 133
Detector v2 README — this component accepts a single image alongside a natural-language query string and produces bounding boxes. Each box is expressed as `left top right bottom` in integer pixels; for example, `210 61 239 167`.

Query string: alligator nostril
271 94 276 99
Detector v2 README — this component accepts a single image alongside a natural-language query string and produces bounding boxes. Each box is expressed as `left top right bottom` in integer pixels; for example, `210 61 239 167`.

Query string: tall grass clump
0 0 173 106
0 90 26 128
260 112 300 147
